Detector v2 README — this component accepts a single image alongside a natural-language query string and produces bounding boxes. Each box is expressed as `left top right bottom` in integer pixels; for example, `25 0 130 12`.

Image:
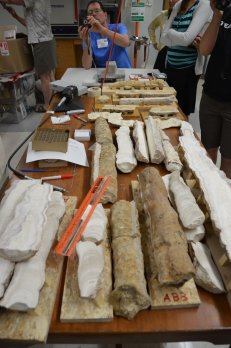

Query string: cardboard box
0 89 36 124
0 26 33 74
0 71 35 100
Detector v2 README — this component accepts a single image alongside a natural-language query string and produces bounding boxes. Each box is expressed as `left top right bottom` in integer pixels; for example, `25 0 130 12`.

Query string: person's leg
33 39 57 109
207 147 219 164
219 101 231 178
220 156 231 179
39 70 54 108
199 92 222 161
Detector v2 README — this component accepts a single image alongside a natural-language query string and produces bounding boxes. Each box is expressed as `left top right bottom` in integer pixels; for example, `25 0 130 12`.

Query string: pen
20 169 48 173
66 109 85 115
41 174 74 181
72 114 88 123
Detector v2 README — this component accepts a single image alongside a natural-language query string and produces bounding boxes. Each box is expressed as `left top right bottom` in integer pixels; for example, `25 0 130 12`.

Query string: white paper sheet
26 138 89 167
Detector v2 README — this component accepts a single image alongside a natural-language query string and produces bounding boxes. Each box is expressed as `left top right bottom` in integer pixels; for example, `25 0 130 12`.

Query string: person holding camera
199 0 231 178
78 0 131 69
160 0 212 118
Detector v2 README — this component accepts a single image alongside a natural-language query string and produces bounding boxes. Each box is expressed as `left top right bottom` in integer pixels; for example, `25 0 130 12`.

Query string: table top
3 95 231 346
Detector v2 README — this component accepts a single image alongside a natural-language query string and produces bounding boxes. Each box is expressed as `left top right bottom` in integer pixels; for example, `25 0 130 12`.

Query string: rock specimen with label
138 167 195 285
110 200 151 320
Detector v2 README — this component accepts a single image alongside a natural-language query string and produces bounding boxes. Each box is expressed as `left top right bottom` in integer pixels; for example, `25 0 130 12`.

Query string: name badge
97 38 108 48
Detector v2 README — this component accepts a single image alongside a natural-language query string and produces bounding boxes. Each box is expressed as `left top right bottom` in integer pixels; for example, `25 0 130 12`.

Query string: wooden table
3 96 231 346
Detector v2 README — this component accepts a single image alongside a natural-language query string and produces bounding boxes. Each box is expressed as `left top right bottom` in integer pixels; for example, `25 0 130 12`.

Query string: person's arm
199 0 223 56
5 6 26 26
78 25 93 69
148 13 162 50
160 1 213 47
87 17 130 47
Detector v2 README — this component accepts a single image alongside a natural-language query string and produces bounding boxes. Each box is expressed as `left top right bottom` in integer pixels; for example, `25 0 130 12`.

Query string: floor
0 79 229 348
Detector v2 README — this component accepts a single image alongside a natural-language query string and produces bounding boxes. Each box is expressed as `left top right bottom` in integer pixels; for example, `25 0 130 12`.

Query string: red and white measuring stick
41 174 74 181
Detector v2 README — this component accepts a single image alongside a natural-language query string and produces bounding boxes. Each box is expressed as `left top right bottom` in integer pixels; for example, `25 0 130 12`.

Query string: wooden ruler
54 176 111 256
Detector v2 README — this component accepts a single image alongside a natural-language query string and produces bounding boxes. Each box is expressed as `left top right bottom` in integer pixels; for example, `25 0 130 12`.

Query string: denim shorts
199 92 231 159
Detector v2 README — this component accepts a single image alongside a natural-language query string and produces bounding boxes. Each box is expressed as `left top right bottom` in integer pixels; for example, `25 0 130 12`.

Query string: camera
215 0 231 10
79 16 92 29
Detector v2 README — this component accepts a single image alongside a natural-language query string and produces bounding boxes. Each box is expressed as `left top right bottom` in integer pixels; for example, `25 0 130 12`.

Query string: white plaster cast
0 181 53 262
133 121 149 163
184 225 205 242
191 241 225 294
0 191 65 311
169 171 205 229
0 257 15 298
145 116 165 164
76 241 104 299
0 180 37 237
82 204 108 243
115 126 137 173
179 131 231 261
161 130 183 172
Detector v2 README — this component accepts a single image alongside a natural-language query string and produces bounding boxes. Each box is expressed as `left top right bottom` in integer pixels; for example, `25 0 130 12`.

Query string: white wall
0 0 164 69
122 0 163 68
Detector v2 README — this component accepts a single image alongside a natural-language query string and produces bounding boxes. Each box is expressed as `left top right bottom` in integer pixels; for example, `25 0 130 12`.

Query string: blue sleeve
109 23 128 35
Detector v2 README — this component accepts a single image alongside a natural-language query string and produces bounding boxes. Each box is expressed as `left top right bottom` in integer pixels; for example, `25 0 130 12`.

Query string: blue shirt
85 23 131 68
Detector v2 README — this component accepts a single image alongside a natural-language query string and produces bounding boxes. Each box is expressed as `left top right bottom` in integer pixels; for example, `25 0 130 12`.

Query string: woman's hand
87 15 104 33
192 34 201 49
78 25 89 41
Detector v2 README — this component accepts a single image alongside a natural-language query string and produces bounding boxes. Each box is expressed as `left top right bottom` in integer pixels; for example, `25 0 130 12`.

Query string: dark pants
154 46 168 73
166 64 200 116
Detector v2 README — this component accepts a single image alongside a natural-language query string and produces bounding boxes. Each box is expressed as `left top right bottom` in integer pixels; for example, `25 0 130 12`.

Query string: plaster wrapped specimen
97 94 110 103
138 167 195 285
110 200 151 320
0 191 65 311
191 241 225 294
102 104 136 113
88 111 122 120
149 105 179 116
119 96 175 105
179 130 231 261
82 203 108 243
155 117 182 130
184 225 205 242
133 121 149 163
0 258 14 298
108 118 135 128
94 117 113 144
91 142 117 204
76 241 104 299
169 171 205 229
0 180 53 262
161 130 183 172
0 179 36 235
115 126 137 173
145 116 165 164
